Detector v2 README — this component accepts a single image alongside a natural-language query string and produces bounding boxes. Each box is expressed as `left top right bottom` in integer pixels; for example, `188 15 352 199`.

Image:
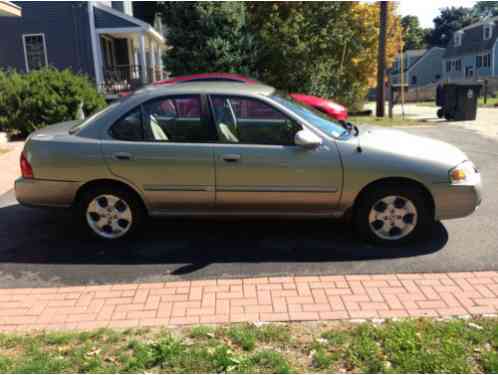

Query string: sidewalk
0 142 23 196
0 271 497 332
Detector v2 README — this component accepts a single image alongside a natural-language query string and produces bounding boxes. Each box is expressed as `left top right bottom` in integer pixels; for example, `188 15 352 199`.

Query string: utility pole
376 1 388 117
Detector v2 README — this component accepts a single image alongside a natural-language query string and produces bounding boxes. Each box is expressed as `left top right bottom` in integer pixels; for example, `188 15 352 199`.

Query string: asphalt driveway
0 123 497 288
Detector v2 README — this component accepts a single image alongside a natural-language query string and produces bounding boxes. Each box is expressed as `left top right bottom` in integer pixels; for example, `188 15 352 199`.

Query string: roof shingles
444 20 498 58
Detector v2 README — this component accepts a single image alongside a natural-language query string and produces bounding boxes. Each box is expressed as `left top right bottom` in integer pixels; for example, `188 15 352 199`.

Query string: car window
110 107 144 141
272 95 347 138
210 95 302 146
142 95 211 143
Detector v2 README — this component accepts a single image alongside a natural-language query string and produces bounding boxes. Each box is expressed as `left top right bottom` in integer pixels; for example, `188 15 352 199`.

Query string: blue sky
398 0 477 28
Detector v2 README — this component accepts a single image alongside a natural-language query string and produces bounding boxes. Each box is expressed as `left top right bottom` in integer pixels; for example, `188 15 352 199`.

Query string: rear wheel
77 186 145 240
354 185 433 246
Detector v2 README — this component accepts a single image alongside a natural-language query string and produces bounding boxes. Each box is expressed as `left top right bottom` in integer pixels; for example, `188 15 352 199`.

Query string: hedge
0 67 106 137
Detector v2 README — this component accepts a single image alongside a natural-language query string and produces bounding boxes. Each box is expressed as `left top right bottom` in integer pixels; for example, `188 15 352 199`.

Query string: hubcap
368 195 418 240
86 194 132 239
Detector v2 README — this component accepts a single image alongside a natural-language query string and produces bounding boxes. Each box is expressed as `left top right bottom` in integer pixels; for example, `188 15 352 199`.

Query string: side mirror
294 129 322 148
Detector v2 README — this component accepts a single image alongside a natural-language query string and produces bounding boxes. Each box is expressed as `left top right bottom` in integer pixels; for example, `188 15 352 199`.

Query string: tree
472 1 498 17
158 2 258 76
401 15 429 50
248 2 401 110
426 7 476 47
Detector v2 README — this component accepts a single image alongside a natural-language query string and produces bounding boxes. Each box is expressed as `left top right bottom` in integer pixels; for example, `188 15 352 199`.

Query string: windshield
69 101 120 134
272 94 348 138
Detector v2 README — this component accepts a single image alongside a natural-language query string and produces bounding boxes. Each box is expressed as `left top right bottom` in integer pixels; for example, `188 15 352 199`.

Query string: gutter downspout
88 2 103 89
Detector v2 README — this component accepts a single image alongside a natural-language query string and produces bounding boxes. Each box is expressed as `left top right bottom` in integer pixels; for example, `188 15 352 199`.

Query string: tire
354 184 434 246
437 108 444 119
76 185 145 240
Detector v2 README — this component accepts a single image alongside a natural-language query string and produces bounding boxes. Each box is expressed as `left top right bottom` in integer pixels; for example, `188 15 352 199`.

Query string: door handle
222 154 241 163
113 152 133 161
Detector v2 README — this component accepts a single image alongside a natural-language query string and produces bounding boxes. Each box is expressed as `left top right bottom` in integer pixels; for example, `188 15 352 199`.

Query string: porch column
138 32 147 84
95 35 105 89
158 45 164 80
150 40 157 82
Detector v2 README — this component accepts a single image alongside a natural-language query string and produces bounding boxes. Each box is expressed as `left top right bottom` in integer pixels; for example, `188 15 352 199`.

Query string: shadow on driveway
0 202 448 278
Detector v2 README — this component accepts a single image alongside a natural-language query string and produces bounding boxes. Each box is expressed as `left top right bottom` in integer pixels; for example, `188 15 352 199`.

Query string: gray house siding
407 48 444 86
0 1 95 78
390 48 444 87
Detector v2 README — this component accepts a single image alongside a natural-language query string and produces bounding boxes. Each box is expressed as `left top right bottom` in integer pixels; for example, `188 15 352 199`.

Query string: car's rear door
102 94 217 213
209 95 342 212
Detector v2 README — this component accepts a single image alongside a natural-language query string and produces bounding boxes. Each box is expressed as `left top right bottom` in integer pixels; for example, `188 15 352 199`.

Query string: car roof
132 81 276 99
155 72 258 84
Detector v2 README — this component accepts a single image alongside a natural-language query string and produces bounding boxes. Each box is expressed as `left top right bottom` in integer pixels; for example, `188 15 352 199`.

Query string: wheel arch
73 178 148 213
352 177 435 219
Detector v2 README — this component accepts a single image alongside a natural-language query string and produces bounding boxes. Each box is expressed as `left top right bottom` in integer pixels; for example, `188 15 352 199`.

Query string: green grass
479 96 498 107
0 319 497 373
415 97 498 108
349 115 429 127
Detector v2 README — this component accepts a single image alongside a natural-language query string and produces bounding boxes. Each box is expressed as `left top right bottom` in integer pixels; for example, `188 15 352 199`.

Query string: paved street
0 120 497 288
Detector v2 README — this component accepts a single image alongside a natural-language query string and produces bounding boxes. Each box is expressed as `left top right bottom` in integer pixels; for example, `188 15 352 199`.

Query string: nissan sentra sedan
15 82 482 245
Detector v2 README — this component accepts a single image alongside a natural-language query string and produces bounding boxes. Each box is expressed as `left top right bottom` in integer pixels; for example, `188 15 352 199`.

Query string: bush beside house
0 68 106 137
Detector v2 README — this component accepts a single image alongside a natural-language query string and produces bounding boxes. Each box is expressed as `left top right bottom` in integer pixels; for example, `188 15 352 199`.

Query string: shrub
0 67 106 137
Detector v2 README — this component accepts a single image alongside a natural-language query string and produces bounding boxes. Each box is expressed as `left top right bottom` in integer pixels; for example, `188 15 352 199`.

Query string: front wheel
354 185 433 246
77 186 145 240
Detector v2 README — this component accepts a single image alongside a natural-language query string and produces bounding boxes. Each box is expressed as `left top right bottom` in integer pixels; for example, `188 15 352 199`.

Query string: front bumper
15 177 79 208
432 174 482 221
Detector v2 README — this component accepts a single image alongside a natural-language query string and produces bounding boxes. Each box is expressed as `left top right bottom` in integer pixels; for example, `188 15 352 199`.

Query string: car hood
358 125 468 166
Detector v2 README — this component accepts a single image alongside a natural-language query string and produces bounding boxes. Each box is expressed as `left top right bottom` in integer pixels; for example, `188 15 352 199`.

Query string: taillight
20 152 33 179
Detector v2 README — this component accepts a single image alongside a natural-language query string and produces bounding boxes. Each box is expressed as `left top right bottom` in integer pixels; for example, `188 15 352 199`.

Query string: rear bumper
15 177 79 208
433 176 482 220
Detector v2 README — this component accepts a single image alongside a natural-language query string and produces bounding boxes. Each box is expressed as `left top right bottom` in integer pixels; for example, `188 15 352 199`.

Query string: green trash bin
436 82 482 121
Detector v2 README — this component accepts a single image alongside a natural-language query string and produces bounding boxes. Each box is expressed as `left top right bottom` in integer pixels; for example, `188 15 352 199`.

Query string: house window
22 34 47 72
454 32 462 46
484 53 491 67
411 75 417 85
455 59 462 72
465 66 474 78
446 61 451 72
484 24 493 40
476 55 483 68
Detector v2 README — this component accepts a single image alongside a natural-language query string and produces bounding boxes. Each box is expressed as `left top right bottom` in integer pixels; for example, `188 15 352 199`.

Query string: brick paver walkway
0 142 23 196
0 272 497 331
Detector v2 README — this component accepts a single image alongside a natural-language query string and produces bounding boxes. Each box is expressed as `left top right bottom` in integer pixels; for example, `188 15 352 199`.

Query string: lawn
348 115 429 127
415 97 498 108
0 318 497 373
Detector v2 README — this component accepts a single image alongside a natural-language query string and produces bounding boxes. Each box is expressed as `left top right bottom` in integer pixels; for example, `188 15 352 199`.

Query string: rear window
69 102 119 134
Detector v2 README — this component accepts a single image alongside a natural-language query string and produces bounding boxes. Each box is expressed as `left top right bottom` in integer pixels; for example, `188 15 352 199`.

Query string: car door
209 95 343 212
102 94 217 213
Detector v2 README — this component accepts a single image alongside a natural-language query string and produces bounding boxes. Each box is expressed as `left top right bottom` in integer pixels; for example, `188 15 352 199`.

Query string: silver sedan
15 82 482 245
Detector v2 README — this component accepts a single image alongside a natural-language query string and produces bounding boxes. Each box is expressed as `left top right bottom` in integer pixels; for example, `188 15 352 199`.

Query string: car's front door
102 94 217 213
209 95 342 212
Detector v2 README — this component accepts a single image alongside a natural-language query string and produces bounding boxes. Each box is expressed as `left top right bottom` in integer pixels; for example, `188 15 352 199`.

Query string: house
0 1 166 95
389 47 445 87
442 16 498 81
0 0 21 17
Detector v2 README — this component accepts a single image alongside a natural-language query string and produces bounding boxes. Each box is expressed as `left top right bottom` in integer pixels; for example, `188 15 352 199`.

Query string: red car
126 72 348 121
288 93 348 121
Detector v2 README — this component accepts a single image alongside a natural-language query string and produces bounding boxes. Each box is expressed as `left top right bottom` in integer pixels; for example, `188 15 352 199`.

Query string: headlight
449 161 479 185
